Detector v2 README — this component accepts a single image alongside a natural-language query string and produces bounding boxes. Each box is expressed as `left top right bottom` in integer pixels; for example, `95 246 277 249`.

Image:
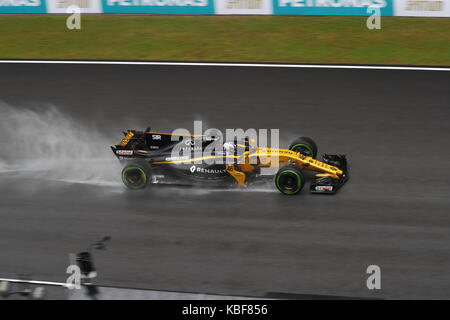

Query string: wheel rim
276 170 303 195
290 143 314 157
122 167 147 189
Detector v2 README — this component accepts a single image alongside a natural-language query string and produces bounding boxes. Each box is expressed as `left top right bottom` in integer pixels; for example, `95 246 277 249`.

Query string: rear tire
275 165 305 195
121 161 150 190
288 136 318 158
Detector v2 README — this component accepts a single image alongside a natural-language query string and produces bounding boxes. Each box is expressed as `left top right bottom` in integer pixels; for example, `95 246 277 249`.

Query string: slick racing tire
288 136 318 158
275 165 305 195
121 161 151 190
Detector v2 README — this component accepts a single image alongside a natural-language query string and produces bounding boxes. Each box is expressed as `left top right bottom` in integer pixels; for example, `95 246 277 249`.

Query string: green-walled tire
288 136 318 158
121 162 150 190
275 165 305 195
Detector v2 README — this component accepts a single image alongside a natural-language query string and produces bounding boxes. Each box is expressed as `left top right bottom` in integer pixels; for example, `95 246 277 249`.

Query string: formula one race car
111 128 349 195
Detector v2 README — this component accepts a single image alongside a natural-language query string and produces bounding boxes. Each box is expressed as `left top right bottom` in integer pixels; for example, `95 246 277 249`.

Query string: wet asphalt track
0 63 449 299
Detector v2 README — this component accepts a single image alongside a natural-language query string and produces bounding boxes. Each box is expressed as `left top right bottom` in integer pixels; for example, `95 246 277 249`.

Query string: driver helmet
223 141 236 154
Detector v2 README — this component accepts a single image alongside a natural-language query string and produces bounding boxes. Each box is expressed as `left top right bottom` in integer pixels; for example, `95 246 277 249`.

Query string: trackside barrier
0 0 449 17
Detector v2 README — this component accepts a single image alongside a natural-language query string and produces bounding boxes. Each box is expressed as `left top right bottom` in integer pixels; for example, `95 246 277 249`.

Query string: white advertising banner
46 0 103 13
214 0 272 14
394 0 450 17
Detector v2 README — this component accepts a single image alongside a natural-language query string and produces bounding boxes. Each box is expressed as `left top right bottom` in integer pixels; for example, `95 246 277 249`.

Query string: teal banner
273 0 394 16
101 0 215 14
0 0 47 13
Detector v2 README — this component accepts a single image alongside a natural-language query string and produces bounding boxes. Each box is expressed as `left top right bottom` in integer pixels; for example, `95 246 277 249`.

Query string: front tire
122 161 150 190
275 165 305 195
289 136 318 158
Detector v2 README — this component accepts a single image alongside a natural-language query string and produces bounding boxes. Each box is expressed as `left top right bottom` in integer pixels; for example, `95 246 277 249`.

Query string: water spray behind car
0 102 121 187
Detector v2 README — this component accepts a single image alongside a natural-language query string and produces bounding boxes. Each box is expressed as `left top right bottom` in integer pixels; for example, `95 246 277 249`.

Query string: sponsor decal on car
315 185 333 191
165 156 190 161
189 165 226 174
116 150 133 156
151 175 165 183
182 146 203 151
119 131 134 147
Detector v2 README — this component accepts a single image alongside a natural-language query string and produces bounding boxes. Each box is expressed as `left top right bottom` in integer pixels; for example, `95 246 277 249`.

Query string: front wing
309 154 349 194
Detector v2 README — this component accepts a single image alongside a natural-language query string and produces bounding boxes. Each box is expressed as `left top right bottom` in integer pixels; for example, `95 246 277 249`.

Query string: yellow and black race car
111 128 348 195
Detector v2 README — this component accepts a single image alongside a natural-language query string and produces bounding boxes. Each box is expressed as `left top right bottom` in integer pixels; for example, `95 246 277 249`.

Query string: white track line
0 277 266 299
0 278 71 287
0 60 449 71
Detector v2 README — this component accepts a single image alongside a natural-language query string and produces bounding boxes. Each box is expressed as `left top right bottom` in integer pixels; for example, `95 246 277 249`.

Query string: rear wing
111 129 149 158
118 131 135 147
111 127 188 158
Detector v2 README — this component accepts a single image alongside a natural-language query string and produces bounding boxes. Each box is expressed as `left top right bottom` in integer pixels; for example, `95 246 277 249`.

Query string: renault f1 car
111 128 348 195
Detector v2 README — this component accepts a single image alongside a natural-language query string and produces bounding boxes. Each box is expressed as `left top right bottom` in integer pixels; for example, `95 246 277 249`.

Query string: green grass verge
1 15 449 65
